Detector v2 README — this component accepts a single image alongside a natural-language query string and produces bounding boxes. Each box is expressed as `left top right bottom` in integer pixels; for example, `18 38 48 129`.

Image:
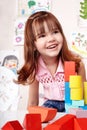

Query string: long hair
17 11 81 84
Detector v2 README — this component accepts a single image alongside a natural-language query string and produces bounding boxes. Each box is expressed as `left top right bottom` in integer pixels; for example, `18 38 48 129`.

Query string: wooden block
28 106 57 122
1 120 23 130
23 113 42 130
44 114 76 130
84 82 87 105
79 105 87 110
72 100 84 106
76 109 87 118
70 87 83 100
65 82 72 104
69 75 82 88
68 108 82 115
74 118 87 130
65 103 73 113
64 61 76 82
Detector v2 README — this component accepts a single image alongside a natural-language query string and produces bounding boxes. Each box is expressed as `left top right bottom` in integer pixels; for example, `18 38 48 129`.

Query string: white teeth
47 44 57 49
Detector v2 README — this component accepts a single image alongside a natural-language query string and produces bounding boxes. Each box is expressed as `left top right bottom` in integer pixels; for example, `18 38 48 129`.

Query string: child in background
17 11 86 112
2 55 18 74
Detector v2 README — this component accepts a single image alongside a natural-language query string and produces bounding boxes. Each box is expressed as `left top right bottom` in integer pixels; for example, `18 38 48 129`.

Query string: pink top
36 56 65 100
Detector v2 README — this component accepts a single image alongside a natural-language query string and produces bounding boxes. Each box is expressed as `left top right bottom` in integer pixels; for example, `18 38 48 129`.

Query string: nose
47 33 54 42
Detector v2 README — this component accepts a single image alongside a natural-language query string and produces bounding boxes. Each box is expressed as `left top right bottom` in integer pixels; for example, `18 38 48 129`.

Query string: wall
1 0 87 65
0 0 87 110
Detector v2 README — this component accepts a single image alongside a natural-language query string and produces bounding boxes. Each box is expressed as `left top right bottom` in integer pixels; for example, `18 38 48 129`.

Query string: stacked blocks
64 61 87 113
65 61 76 111
28 106 57 122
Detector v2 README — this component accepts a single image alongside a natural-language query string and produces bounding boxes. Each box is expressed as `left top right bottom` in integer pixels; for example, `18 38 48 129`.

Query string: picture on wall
14 0 52 45
69 32 87 58
78 0 87 27
16 0 52 17
13 18 26 46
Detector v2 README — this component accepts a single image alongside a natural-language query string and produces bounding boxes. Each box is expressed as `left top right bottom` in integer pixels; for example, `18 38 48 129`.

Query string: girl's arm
27 79 39 108
77 61 86 82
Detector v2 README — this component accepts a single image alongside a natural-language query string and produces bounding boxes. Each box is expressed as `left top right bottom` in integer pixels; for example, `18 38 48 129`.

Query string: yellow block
70 87 83 100
69 75 82 88
84 82 87 105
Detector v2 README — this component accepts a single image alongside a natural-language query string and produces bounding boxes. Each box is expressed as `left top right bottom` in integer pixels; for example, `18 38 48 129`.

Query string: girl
17 11 86 112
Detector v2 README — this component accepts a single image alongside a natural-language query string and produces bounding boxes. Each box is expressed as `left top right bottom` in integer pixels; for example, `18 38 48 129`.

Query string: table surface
0 110 66 129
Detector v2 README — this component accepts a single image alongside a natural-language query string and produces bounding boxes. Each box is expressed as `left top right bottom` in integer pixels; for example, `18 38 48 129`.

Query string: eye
37 34 46 39
40 34 46 38
53 30 59 34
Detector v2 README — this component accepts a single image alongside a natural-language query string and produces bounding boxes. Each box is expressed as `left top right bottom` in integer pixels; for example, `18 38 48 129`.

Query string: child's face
4 59 17 69
34 22 63 59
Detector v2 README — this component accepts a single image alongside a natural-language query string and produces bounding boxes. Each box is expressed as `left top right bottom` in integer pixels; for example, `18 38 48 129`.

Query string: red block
1 120 23 130
64 61 76 82
28 106 57 122
74 118 87 130
44 114 76 130
23 114 42 130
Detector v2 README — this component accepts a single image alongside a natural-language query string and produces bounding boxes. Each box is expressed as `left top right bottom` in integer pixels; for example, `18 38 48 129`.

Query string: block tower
64 61 87 112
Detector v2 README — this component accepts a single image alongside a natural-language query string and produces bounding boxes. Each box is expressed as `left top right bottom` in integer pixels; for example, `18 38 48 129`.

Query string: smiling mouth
47 44 58 49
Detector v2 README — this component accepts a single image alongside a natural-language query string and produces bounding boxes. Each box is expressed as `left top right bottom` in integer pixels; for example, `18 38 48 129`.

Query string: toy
1 120 23 130
44 114 76 130
23 113 42 130
28 106 57 122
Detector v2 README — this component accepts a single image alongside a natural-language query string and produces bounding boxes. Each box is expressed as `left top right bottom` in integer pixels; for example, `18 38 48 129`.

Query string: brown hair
17 11 81 84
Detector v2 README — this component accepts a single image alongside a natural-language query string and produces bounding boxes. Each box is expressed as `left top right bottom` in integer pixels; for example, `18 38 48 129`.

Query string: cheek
59 36 63 47
34 41 42 51
35 40 45 49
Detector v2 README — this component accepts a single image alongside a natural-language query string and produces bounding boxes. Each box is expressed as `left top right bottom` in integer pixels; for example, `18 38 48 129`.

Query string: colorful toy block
64 62 87 113
64 61 76 82
44 114 76 130
65 82 72 104
79 105 87 110
84 82 87 105
65 103 79 113
69 75 82 88
72 100 84 106
68 108 82 114
28 106 57 122
23 113 42 130
74 118 87 130
75 109 87 118
1 120 23 130
70 87 83 100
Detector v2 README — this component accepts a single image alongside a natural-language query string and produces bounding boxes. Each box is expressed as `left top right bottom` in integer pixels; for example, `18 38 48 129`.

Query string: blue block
79 105 87 110
65 82 72 104
72 100 84 107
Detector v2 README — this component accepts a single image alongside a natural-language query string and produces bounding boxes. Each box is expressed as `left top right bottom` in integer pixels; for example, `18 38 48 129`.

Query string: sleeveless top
36 56 65 100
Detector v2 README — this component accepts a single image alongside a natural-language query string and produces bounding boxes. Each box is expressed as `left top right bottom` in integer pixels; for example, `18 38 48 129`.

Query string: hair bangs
46 18 58 32
32 14 59 39
32 18 46 39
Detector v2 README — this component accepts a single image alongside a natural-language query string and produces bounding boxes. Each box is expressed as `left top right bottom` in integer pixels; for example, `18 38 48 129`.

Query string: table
0 110 66 129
